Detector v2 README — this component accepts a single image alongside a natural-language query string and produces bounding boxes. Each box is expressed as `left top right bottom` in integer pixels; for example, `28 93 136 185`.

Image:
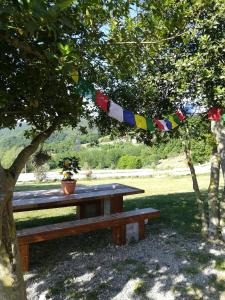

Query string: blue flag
123 109 135 127
165 119 173 130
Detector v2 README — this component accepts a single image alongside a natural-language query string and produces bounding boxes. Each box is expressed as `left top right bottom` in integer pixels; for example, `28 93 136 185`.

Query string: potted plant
59 156 81 195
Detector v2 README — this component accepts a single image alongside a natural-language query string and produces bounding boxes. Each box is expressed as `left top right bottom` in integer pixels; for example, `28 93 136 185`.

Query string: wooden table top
13 183 144 212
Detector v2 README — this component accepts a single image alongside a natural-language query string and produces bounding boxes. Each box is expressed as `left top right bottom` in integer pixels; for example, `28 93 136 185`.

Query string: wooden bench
17 207 160 272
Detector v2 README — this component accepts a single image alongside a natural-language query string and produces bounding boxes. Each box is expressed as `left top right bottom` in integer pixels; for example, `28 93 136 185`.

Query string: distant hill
0 122 212 172
0 122 99 169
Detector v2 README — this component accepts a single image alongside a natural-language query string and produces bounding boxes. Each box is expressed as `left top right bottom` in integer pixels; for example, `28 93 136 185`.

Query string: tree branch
9 122 58 182
0 33 46 61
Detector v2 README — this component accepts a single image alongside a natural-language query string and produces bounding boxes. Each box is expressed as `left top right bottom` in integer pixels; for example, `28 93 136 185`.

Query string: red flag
208 107 223 121
175 110 185 121
96 91 109 112
153 118 164 130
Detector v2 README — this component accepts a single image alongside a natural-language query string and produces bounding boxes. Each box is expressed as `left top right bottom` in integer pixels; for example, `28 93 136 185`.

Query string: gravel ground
25 226 225 300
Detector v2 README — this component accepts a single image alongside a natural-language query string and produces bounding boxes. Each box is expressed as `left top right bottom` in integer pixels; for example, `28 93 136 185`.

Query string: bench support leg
113 221 145 245
138 221 145 240
112 225 126 245
19 244 29 272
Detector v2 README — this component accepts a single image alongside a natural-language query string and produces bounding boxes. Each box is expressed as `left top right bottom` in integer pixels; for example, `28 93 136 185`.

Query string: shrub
34 164 49 183
117 155 142 169
191 140 212 164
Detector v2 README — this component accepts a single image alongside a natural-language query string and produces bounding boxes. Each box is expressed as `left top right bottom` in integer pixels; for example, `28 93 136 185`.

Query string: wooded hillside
0 123 212 171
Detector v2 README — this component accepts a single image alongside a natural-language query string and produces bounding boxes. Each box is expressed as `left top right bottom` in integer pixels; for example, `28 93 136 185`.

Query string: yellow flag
168 115 178 128
135 115 147 130
71 69 79 83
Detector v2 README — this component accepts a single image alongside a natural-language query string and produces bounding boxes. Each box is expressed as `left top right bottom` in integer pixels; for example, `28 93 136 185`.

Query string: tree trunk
182 127 208 235
208 146 220 238
211 120 225 240
0 123 58 299
0 169 27 300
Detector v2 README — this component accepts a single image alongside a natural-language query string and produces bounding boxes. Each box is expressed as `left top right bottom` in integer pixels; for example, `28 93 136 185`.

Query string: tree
0 1 134 299
90 0 225 238
159 0 225 238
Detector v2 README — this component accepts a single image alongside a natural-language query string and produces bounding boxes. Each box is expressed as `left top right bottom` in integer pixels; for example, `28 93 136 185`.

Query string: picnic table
14 183 161 272
13 183 145 218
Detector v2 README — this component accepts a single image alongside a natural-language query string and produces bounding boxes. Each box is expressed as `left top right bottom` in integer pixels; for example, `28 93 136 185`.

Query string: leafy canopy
0 0 134 133
91 0 225 144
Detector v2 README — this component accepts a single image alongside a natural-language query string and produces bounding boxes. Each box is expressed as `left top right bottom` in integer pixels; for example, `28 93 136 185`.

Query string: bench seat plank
17 208 160 272
17 208 160 245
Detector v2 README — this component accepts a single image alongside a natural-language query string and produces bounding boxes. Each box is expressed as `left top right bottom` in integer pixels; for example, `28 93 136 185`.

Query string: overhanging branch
9 122 58 181
0 33 46 61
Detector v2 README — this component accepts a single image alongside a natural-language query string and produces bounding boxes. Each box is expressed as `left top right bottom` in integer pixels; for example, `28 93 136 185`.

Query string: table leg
110 195 123 214
78 201 102 219
77 195 123 219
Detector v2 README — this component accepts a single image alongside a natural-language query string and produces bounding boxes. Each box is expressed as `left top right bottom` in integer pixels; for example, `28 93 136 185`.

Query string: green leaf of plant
57 0 74 10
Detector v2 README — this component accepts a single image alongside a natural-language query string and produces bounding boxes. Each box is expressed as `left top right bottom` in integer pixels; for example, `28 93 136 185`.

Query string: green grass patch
174 249 185 258
187 251 214 264
181 265 201 275
172 284 204 300
46 280 65 298
86 290 98 300
208 274 225 292
215 258 225 271
124 192 202 234
130 264 148 278
98 282 110 290
112 258 140 271
133 279 147 295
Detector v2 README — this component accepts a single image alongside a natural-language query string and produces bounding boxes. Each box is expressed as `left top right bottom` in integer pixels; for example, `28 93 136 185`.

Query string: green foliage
91 0 225 154
0 145 24 168
191 140 212 164
0 0 134 134
33 164 49 183
0 124 213 170
58 157 80 180
33 150 51 167
117 155 142 169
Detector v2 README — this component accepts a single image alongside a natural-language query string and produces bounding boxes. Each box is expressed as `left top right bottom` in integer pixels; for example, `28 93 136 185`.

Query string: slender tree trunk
220 178 225 241
211 120 225 240
220 148 225 240
208 146 221 238
182 127 208 235
0 168 27 300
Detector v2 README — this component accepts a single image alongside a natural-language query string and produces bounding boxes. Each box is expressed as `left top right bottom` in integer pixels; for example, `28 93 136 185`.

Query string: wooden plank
13 184 144 212
110 196 123 214
13 183 143 199
19 244 29 272
17 208 160 244
138 221 145 240
112 225 126 245
79 201 101 219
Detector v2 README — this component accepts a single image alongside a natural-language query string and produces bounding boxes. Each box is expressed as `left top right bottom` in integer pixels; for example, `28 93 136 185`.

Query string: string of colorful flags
95 90 186 131
71 69 224 131
208 107 225 122
71 70 186 132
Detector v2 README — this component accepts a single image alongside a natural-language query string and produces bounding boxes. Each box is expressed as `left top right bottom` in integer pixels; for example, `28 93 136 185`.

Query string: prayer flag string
71 70 224 131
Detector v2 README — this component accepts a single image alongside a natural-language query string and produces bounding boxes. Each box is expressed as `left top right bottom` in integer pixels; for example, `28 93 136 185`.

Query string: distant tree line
0 127 212 171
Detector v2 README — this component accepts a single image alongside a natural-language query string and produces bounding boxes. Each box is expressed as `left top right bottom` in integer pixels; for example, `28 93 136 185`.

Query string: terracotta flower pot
61 180 77 195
